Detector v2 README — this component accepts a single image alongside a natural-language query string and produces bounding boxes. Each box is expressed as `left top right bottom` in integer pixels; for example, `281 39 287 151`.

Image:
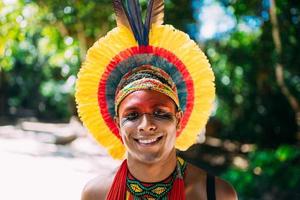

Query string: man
76 0 237 199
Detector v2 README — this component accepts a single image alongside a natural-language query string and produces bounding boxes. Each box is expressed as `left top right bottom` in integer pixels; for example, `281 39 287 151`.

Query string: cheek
119 122 135 139
157 120 177 131
167 127 177 141
119 129 130 147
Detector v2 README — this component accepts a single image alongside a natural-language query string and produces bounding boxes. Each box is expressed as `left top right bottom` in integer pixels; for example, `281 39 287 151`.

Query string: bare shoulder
184 163 237 200
184 163 207 199
81 172 115 200
215 176 238 200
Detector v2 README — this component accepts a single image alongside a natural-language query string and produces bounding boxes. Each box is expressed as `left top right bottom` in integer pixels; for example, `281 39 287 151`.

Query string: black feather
112 0 130 29
113 0 165 46
125 0 145 45
145 0 164 27
144 0 164 44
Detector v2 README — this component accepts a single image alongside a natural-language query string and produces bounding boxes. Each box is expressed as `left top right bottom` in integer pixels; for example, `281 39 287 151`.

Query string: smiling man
76 0 237 199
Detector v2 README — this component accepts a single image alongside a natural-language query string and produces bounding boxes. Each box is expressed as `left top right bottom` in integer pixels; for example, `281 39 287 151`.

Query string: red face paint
117 90 182 164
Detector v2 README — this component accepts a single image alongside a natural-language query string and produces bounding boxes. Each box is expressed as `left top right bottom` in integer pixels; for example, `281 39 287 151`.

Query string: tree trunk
269 0 300 141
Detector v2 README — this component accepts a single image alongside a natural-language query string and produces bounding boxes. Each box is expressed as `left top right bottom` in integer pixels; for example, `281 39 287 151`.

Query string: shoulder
184 163 207 199
81 172 115 200
184 163 237 200
215 176 238 200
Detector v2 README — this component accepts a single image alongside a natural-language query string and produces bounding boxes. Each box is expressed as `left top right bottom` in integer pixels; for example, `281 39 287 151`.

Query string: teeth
138 138 158 144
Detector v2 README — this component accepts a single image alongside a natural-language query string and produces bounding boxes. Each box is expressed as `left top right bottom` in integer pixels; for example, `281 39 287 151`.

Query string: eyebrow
122 104 174 113
122 106 139 112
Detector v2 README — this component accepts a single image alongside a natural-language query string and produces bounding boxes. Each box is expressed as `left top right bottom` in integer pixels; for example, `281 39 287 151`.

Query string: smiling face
115 90 182 164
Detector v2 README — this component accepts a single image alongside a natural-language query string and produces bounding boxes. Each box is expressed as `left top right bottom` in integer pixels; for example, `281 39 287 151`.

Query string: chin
129 148 175 165
136 153 164 164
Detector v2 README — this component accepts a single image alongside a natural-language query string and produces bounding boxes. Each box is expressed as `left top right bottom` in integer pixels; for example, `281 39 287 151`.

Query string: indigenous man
76 0 237 199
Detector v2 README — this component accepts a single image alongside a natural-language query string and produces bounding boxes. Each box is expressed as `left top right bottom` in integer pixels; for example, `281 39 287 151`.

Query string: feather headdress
75 0 215 159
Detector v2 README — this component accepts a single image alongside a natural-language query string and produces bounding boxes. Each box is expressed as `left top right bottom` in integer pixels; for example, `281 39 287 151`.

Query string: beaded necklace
126 157 187 200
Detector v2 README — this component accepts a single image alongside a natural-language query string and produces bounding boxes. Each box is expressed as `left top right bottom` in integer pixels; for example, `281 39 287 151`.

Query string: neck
127 149 177 183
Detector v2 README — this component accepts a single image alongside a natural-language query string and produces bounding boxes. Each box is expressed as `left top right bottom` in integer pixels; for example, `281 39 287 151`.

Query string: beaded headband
115 65 181 114
75 0 215 159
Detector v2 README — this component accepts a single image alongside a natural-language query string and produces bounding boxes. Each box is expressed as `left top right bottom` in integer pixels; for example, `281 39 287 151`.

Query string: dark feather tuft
112 0 130 29
112 0 165 46
145 0 164 27
125 0 146 45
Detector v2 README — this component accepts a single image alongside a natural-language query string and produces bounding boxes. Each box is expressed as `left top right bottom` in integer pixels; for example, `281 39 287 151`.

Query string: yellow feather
76 24 215 158
75 26 137 159
149 25 215 150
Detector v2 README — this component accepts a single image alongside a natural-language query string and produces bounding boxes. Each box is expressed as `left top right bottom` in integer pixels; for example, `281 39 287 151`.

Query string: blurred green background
0 0 299 199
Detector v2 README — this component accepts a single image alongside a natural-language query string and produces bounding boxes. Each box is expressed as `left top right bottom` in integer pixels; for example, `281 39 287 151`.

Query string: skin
82 90 238 200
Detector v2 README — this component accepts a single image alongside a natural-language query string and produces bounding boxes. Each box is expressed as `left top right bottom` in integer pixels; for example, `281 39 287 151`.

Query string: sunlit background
0 0 299 199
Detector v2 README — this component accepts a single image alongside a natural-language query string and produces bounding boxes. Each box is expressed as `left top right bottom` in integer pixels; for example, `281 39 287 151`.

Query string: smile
134 136 163 145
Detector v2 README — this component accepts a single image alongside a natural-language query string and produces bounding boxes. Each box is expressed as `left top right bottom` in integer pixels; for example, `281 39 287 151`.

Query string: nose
137 113 157 132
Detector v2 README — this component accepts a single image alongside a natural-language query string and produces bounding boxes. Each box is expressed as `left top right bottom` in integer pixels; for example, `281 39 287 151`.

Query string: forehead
118 90 176 112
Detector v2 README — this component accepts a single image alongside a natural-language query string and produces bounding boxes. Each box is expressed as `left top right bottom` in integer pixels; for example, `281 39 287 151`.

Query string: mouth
134 136 163 146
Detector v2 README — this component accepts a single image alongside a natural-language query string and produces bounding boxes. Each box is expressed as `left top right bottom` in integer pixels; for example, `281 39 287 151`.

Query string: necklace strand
126 157 187 199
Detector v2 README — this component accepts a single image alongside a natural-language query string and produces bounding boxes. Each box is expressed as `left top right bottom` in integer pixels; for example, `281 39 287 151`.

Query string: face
115 90 182 164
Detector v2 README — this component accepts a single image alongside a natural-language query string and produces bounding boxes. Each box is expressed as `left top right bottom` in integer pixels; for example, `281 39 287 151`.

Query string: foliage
222 145 300 200
201 1 300 199
203 0 299 148
0 0 80 119
0 0 193 120
0 0 299 198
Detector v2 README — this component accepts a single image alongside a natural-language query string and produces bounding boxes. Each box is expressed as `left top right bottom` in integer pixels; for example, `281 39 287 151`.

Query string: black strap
206 173 216 200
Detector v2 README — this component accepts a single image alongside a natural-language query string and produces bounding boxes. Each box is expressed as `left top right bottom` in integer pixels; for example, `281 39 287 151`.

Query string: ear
114 116 120 129
175 111 183 130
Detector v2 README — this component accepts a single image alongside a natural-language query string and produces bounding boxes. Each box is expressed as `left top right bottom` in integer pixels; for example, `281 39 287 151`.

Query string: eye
123 111 140 121
153 109 173 120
